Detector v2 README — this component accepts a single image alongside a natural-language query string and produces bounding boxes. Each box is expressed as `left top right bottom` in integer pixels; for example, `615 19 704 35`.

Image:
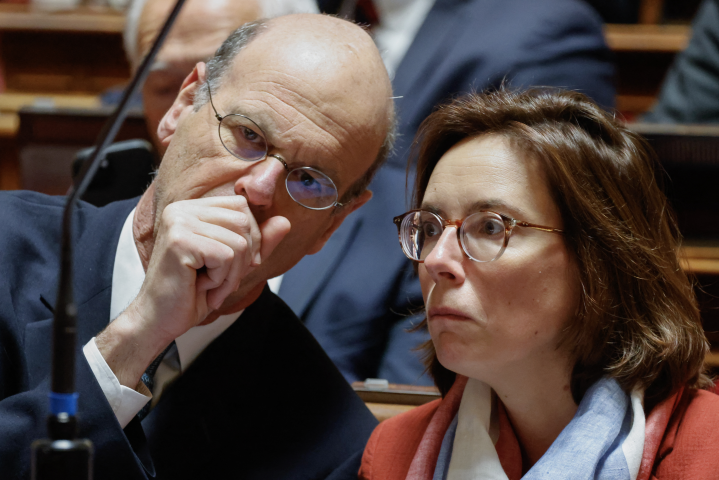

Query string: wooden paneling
0 4 124 33
0 93 99 111
15 106 150 194
353 382 438 422
638 0 666 25
0 5 130 95
605 24 690 52
365 403 416 422
1 30 129 93
681 244 719 275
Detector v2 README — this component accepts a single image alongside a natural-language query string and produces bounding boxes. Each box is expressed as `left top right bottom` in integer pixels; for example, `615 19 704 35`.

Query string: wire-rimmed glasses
207 83 344 210
393 209 563 263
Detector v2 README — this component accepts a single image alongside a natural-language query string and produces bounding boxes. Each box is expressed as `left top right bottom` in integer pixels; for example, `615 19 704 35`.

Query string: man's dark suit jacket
280 0 616 385
644 0 719 123
0 191 377 479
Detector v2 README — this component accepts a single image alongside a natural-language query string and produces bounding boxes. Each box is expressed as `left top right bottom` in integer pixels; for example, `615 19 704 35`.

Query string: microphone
31 1 188 478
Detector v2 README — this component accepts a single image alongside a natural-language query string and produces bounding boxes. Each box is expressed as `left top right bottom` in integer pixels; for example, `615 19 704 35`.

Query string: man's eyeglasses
207 83 344 210
393 209 563 263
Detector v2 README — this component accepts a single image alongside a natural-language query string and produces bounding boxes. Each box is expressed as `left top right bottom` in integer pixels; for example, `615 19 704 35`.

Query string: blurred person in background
116 0 318 154
274 0 616 387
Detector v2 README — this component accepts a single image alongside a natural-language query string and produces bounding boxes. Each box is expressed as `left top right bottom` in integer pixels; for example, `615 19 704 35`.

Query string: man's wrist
95 304 173 389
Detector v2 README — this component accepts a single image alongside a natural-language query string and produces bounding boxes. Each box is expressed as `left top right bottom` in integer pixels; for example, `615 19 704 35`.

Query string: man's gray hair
192 20 268 110
339 109 397 205
122 0 319 71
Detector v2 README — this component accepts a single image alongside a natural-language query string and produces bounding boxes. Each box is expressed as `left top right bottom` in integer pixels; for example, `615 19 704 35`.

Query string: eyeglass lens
219 116 340 210
286 167 339 210
219 114 268 162
400 211 507 262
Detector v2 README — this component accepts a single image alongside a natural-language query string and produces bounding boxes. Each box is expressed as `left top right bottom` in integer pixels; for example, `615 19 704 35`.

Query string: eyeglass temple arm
516 221 564 234
206 82 223 120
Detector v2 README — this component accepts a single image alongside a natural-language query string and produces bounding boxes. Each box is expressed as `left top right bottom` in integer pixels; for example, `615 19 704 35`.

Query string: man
0 14 393 479
122 0 318 154
278 0 616 385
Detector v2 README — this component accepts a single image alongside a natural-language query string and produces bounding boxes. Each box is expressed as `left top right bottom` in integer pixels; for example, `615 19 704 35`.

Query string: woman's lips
427 306 472 321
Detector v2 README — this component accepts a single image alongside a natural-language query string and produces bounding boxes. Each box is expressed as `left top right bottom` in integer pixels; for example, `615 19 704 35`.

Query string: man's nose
423 227 466 284
234 155 287 209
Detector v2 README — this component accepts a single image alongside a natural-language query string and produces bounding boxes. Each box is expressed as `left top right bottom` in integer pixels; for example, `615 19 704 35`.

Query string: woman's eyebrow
420 204 445 217
467 199 527 218
421 199 527 219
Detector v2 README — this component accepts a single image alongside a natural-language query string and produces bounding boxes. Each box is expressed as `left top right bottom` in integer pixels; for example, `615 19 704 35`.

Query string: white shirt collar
110 208 243 373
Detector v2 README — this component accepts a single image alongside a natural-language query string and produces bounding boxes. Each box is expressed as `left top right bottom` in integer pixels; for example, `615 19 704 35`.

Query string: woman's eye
423 223 441 237
481 219 504 236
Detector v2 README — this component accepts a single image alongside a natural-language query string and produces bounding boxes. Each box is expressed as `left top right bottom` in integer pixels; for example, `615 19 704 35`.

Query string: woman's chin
434 339 475 374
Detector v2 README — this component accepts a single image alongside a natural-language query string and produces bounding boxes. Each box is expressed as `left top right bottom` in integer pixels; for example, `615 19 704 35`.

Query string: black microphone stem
32 1 188 478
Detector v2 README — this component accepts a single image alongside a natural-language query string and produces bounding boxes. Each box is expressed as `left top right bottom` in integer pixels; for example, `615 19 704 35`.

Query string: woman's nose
423 227 466 284
234 156 286 209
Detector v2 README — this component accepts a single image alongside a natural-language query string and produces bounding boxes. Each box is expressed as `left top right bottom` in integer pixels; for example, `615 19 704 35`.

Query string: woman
360 89 719 479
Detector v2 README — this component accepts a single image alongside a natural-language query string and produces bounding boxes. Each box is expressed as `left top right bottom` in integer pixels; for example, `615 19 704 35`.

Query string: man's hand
96 196 290 389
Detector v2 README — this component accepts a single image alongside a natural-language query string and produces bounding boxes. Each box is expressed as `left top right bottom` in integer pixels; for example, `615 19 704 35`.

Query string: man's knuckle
232 212 250 231
235 235 248 252
221 245 235 262
166 229 186 249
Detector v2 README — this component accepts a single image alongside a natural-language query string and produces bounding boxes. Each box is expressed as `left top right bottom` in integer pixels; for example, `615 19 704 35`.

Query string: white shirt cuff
83 337 152 429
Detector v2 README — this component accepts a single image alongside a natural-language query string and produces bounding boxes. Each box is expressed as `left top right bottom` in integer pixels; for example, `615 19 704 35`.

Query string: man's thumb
258 216 291 262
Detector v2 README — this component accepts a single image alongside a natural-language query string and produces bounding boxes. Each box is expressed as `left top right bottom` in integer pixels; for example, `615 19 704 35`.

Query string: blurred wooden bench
353 381 440 422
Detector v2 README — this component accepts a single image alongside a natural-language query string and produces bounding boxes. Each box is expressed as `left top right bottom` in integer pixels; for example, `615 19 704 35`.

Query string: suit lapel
143 288 376 479
142 290 270 476
278 209 363 317
39 199 137 345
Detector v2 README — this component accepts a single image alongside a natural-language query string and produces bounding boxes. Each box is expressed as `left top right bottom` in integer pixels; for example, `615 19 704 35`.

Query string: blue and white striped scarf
433 377 645 480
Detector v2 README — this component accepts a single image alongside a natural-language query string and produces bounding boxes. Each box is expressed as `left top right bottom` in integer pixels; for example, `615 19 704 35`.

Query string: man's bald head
195 14 396 198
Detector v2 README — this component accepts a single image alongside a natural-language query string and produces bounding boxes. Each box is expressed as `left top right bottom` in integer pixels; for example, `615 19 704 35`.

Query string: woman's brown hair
412 88 712 410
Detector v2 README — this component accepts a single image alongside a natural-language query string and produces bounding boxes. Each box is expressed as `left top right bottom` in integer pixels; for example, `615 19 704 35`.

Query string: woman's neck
486 358 577 472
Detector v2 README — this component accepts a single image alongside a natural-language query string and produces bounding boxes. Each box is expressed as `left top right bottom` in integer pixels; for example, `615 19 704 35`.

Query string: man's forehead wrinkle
226 75 365 150
219 87 352 185
261 79 358 141
262 91 370 176
260 100 349 180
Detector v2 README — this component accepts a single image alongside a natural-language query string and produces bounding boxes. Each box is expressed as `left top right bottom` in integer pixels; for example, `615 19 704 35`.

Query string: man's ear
157 62 207 146
306 189 373 255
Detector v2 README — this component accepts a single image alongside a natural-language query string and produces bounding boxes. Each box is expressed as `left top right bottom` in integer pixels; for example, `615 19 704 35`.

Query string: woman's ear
157 62 208 146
